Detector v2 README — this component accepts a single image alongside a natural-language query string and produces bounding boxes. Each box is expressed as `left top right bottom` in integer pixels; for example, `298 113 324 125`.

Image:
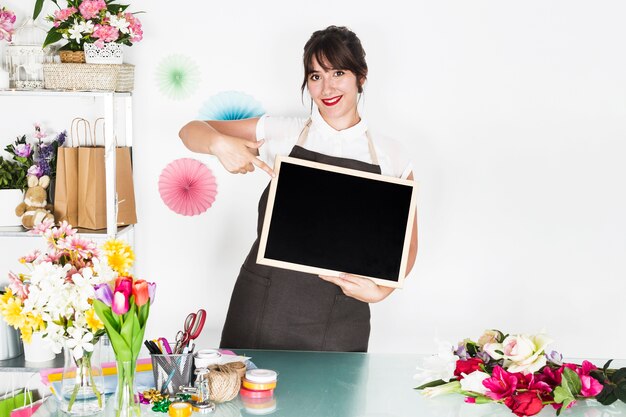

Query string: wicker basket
59 50 86 63
43 63 134 92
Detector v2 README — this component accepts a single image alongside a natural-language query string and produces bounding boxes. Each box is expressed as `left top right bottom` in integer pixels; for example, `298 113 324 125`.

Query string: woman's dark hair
301 26 368 95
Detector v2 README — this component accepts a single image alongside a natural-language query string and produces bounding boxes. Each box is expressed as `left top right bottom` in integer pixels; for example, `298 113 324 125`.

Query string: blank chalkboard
257 156 417 288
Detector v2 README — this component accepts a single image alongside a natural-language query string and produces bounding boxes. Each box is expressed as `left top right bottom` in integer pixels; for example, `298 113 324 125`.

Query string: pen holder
151 353 193 395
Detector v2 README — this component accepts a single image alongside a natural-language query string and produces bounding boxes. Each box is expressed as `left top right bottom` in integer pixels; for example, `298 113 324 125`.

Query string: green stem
86 358 102 408
67 380 80 411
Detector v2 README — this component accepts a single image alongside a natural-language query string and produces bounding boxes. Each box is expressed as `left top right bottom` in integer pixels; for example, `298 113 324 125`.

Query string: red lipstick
321 96 342 106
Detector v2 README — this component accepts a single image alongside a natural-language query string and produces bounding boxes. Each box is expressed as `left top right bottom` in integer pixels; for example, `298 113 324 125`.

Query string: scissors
174 309 206 354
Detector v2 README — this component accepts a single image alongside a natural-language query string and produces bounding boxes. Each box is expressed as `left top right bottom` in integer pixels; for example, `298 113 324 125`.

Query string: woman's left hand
318 273 394 303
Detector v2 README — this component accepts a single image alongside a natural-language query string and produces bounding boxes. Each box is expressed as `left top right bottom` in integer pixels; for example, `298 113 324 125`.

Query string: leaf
553 386 574 405
590 369 606 383
33 0 45 20
467 343 477 356
131 318 146 361
562 367 582 395
120 302 136 346
603 359 614 372
615 382 626 403
596 385 617 406
43 30 63 48
414 379 447 390
138 301 149 328
93 301 130 361
612 368 626 383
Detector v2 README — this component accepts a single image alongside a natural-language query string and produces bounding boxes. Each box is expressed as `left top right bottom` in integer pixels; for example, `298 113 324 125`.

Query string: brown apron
220 119 381 352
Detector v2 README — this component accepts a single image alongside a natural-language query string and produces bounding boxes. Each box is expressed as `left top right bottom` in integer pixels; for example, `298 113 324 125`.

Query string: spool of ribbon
241 379 277 391
168 401 192 417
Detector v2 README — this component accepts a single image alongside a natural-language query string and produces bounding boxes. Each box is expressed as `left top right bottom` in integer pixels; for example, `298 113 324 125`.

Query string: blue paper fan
198 91 265 121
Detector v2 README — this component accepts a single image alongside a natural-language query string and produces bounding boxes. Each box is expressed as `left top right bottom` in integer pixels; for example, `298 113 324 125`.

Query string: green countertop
33 350 626 417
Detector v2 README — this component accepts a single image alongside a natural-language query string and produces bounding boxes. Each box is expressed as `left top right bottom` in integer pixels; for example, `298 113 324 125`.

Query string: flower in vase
85 308 104 333
94 283 113 306
92 24 119 43
27 165 43 178
0 7 16 42
79 0 107 20
102 239 135 275
59 235 99 260
108 13 130 34
112 276 133 315
14 143 32 158
66 327 95 360
132 279 150 306
0 291 24 328
53 7 77 25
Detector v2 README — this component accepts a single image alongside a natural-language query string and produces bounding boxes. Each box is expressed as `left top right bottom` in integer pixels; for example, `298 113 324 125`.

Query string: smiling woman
179 25 418 353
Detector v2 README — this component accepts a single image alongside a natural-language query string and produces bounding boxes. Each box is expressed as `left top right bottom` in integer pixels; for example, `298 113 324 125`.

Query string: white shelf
0 89 131 98
1 91 134 237
0 224 134 239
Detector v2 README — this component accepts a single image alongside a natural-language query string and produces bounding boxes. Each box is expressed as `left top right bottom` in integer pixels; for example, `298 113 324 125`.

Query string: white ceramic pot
23 332 56 362
0 189 24 227
84 42 123 65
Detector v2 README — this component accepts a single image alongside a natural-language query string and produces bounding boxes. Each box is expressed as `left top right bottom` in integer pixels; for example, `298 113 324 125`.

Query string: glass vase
113 360 140 417
60 340 104 415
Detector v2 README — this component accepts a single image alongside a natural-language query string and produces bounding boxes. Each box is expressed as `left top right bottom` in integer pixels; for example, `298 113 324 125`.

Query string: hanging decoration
155 54 200 100
198 91 265 121
158 158 217 216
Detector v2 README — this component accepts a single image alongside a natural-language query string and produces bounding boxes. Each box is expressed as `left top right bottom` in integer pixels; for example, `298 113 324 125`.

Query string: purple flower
27 165 43 178
56 130 67 146
476 350 492 363
148 282 156 305
546 350 563 366
454 344 468 360
37 160 50 176
14 143 32 157
94 283 113 307
39 142 53 159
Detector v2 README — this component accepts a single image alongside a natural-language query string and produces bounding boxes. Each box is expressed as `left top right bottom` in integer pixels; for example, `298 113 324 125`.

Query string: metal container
0 315 23 360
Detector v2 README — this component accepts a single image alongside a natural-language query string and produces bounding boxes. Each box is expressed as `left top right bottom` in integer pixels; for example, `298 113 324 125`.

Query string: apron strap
365 131 380 166
295 118 313 147
296 117 380 166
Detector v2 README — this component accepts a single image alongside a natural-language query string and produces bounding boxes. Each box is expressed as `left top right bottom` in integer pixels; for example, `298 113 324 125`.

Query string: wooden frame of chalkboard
257 155 417 288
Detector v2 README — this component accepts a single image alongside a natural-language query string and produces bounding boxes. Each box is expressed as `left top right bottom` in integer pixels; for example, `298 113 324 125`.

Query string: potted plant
0 157 25 226
0 6 16 88
36 0 143 64
0 124 66 226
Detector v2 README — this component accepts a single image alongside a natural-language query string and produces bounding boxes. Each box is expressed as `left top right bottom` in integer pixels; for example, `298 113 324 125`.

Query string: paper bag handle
70 117 92 147
93 117 119 146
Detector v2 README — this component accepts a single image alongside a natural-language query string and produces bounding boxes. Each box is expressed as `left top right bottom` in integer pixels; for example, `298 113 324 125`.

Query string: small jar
193 368 211 404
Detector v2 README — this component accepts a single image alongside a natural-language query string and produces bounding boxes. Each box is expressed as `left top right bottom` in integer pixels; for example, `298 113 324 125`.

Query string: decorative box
42 63 134 92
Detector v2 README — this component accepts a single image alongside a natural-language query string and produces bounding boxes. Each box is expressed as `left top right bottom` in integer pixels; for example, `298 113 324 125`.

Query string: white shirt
255 109 413 179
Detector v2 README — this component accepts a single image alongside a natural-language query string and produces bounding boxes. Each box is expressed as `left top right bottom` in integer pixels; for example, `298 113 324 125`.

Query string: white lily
66 327 94 361
414 340 459 387
109 14 129 34
460 370 490 395
68 21 83 43
422 381 462 398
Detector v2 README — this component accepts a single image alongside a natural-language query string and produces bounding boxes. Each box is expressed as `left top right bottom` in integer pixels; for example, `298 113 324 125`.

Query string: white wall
1 0 625 359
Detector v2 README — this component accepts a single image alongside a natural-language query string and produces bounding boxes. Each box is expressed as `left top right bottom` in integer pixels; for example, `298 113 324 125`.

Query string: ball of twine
208 363 243 403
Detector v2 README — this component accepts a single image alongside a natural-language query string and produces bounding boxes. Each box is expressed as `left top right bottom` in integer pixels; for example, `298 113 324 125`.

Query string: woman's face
307 56 361 125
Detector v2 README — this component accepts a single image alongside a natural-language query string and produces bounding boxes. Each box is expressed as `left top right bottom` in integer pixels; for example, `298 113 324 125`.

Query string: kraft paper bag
77 145 107 230
77 118 137 230
116 146 137 226
53 118 86 226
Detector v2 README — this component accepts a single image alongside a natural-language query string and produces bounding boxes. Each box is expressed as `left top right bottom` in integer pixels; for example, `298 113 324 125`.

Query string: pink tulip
112 276 132 314
112 291 129 315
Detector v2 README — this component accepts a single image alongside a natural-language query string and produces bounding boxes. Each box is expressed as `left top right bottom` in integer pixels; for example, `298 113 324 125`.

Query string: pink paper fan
158 158 218 216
